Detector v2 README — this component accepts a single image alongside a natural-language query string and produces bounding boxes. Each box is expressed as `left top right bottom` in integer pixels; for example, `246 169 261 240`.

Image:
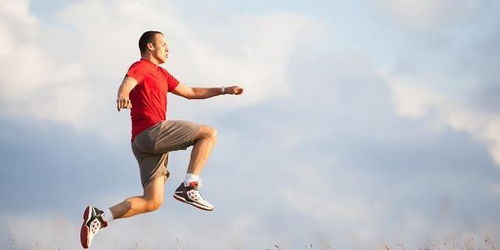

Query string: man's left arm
172 83 243 99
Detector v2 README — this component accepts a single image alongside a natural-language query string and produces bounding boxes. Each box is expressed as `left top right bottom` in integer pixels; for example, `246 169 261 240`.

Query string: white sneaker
173 181 214 211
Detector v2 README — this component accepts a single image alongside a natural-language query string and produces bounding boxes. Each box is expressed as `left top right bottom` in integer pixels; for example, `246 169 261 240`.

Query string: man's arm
172 83 243 99
116 76 138 111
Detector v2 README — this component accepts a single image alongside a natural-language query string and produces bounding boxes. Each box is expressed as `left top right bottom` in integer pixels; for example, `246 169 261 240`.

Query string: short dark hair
138 31 163 54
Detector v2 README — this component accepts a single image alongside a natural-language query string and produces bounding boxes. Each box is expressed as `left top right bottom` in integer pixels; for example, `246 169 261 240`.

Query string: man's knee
198 125 217 141
208 126 218 140
145 198 163 212
143 179 164 212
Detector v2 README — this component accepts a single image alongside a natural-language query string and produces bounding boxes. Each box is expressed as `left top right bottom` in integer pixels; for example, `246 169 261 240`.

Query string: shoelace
187 189 203 201
89 219 102 234
87 208 106 234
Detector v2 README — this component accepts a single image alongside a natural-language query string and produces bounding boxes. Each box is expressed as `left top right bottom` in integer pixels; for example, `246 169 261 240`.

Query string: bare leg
108 177 165 219
187 125 217 175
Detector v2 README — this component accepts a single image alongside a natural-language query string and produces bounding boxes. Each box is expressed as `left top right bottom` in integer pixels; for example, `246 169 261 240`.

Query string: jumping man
80 31 243 248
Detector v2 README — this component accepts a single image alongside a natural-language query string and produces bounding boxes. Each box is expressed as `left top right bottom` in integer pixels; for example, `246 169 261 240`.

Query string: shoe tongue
188 181 199 188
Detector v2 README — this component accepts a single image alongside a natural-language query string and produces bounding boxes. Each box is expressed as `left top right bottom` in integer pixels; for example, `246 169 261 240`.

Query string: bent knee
209 126 218 139
199 125 218 140
145 199 163 212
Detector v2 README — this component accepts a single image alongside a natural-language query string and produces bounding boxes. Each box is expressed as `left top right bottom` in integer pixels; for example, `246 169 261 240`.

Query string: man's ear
146 42 155 51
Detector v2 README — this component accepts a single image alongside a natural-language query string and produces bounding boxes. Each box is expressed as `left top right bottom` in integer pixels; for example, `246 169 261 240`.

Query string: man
80 31 243 249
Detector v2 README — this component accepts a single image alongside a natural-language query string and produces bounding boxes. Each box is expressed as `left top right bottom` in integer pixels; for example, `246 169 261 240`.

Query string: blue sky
1 0 500 249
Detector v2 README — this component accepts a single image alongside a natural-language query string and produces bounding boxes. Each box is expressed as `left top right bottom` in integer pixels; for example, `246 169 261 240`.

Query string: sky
1 0 500 249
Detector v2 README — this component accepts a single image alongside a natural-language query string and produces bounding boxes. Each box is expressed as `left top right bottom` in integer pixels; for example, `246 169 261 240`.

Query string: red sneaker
80 205 108 248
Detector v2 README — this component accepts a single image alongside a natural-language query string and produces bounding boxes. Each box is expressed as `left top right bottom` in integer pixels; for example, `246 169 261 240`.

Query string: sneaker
80 205 108 249
173 181 214 211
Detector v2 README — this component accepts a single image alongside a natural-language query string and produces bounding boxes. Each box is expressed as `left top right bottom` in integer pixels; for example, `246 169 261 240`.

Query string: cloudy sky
1 0 500 249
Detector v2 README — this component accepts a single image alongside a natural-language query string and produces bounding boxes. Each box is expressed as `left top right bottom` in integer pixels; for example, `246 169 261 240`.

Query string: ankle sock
184 173 200 186
104 208 114 223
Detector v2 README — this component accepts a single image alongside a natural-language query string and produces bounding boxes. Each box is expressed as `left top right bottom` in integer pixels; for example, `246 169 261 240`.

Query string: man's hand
224 86 244 95
117 96 132 111
116 76 138 112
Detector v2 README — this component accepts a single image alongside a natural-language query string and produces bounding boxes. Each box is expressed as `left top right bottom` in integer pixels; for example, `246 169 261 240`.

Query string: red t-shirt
126 59 180 140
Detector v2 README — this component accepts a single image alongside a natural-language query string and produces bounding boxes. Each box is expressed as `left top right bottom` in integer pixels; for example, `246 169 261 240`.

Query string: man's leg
187 125 218 174
80 177 165 248
109 177 165 219
81 124 171 248
173 125 217 211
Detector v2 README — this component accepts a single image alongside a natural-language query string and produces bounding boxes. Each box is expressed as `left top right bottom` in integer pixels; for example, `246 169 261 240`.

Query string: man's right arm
116 76 138 111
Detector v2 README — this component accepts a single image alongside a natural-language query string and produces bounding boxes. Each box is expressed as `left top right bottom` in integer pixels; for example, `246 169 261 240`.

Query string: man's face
150 34 169 64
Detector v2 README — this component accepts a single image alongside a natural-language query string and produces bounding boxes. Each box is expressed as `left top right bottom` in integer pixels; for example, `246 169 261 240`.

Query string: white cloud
382 70 500 167
170 12 319 104
0 0 96 130
0 23 14 56
0 0 36 24
374 0 479 30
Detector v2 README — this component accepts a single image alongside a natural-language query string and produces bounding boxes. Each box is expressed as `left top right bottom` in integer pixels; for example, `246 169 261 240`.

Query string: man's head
139 31 169 64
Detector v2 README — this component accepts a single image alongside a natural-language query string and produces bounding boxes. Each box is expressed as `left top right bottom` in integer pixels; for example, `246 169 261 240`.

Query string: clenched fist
117 96 132 111
224 86 244 95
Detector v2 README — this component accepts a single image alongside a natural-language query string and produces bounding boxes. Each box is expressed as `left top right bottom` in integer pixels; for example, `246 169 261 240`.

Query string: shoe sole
173 194 214 211
80 206 92 249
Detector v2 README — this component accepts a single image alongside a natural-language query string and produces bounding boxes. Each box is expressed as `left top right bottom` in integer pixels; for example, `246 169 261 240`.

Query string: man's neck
141 55 161 65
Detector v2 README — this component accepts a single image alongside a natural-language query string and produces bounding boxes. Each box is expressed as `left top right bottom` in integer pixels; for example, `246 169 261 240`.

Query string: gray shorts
131 120 200 188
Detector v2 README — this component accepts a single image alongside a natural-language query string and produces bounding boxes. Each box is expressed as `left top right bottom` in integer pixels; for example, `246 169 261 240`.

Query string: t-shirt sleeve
126 62 145 83
164 69 180 92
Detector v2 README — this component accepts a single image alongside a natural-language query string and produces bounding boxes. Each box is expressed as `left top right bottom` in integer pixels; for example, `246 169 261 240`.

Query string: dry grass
384 237 497 250
6 237 497 250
